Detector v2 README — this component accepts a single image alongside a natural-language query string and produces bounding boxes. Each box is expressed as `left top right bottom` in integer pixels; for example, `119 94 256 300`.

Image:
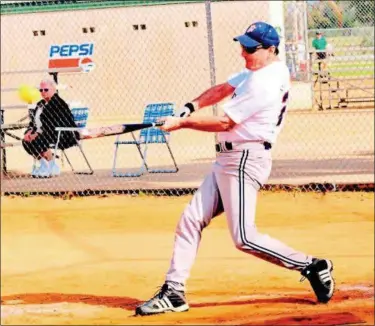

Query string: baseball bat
78 121 165 140
1 122 165 147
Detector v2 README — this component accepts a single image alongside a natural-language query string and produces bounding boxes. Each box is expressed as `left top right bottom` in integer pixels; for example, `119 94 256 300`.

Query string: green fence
1 0 205 14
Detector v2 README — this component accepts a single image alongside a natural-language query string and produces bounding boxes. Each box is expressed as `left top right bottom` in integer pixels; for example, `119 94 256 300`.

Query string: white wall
2 1 304 124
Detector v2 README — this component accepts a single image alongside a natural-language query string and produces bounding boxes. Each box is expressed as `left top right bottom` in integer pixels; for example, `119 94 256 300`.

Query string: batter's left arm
175 83 235 118
192 82 235 109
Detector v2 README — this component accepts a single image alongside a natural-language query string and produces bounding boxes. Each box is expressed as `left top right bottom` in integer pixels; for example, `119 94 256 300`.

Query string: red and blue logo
48 43 95 72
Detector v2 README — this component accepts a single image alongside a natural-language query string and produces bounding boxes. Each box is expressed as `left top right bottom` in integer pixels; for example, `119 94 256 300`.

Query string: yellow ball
18 84 40 104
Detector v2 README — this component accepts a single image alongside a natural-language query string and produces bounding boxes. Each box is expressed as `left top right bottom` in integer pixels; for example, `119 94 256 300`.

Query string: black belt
215 141 272 153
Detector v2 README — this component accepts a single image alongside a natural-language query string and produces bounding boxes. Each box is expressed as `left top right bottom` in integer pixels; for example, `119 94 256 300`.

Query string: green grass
308 36 373 48
328 36 371 48
331 70 374 78
329 62 374 70
312 61 374 78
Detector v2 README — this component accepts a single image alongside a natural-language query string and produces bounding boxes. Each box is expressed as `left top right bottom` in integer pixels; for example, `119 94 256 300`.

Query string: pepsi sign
48 42 95 72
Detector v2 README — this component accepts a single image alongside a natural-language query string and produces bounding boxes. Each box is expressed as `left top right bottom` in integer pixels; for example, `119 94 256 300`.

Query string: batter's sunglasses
242 45 264 54
39 88 49 92
243 44 278 54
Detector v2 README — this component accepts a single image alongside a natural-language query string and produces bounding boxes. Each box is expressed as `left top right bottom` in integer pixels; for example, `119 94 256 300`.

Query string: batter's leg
165 169 224 290
215 150 313 271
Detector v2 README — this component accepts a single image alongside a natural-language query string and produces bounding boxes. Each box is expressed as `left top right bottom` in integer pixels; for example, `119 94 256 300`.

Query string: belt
215 141 272 153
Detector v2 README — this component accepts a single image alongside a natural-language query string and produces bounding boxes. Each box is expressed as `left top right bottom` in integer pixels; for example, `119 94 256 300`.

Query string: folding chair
32 106 94 175
112 102 179 177
53 106 94 175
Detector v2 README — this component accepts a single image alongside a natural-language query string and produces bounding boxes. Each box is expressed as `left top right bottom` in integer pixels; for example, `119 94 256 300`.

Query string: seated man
22 79 79 177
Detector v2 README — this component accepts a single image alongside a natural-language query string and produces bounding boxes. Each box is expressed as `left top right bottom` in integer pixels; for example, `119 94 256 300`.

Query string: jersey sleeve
227 69 249 88
223 76 285 124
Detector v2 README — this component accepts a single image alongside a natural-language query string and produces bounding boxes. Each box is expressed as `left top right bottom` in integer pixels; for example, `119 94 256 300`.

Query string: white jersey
218 60 291 144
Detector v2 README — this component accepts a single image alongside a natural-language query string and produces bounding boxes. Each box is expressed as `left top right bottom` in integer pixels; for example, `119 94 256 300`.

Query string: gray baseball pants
165 144 313 290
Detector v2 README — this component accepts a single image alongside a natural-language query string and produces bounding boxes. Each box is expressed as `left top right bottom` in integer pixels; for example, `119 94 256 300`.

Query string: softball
18 84 40 104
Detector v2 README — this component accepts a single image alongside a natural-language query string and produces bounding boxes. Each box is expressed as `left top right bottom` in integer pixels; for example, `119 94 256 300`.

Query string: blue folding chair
112 102 179 177
50 106 93 175
61 106 93 174
71 107 89 128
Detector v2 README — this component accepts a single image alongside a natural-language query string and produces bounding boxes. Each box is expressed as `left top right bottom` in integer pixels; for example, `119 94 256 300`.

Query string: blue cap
234 22 280 48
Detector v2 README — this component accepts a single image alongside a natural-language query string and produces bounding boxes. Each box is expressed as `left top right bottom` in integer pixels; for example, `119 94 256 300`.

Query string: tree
347 1 375 26
308 1 374 29
307 2 338 29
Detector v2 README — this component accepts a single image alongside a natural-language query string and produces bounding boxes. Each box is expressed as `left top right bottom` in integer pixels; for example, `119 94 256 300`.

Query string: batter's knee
176 208 206 234
232 228 258 251
179 198 217 231
234 239 252 252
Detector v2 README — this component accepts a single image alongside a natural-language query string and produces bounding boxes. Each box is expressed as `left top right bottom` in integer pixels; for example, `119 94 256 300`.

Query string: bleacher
309 47 374 110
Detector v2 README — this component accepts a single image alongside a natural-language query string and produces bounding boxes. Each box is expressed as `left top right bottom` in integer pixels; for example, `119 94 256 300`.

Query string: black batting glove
174 102 195 118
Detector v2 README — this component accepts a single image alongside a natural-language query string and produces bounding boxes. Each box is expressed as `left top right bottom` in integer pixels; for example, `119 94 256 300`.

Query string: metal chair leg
53 130 62 168
148 132 179 174
112 135 120 175
132 131 149 171
75 141 94 175
112 132 147 177
62 149 75 172
53 131 93 175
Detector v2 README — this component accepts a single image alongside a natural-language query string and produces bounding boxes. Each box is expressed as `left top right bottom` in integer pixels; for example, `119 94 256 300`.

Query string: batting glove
174 102 195 118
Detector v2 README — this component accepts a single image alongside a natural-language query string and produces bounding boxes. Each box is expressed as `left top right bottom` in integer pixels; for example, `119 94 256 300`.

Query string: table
1 110 28 173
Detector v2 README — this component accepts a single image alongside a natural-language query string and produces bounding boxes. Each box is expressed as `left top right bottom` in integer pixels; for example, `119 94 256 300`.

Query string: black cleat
135 283 189 316
301 258 335 303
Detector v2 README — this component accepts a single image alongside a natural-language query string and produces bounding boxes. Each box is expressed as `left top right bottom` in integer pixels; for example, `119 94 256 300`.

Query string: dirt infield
1 192 374 325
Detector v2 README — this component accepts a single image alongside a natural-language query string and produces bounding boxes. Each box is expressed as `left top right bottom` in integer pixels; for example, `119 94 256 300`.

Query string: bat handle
154 121 165 127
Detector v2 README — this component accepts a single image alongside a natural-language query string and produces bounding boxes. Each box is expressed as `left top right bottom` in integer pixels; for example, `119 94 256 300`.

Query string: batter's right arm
175 83 235 118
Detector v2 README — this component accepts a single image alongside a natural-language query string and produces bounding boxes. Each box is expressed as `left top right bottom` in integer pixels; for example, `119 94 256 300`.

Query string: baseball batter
135 22 335 316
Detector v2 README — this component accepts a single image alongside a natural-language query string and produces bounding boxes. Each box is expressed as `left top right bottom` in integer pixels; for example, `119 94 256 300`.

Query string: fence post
205 0 217 117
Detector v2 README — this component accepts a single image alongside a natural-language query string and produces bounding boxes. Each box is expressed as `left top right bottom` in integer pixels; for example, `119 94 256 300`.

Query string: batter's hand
174 102 196 118
158 116 183 132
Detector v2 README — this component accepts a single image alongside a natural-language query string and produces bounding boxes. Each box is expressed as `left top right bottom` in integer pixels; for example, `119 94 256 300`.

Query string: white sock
166 280 185 292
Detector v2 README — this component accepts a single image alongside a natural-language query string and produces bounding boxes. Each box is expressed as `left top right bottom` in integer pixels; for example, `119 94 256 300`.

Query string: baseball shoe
50 160 61 176
32 158 51 178
301 258 335 303
135 283 189 316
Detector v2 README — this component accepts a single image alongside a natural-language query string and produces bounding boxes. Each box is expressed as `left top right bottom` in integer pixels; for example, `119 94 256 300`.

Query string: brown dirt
1 192 374 325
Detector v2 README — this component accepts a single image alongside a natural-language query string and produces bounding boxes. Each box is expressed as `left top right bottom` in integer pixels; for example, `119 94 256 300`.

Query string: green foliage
308 7 330 29
347 0 375 26
342 5 356 28
360 33 375 47
308 1 374 29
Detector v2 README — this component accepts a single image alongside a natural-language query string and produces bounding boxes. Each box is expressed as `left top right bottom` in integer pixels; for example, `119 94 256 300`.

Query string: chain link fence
1 0 374 196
